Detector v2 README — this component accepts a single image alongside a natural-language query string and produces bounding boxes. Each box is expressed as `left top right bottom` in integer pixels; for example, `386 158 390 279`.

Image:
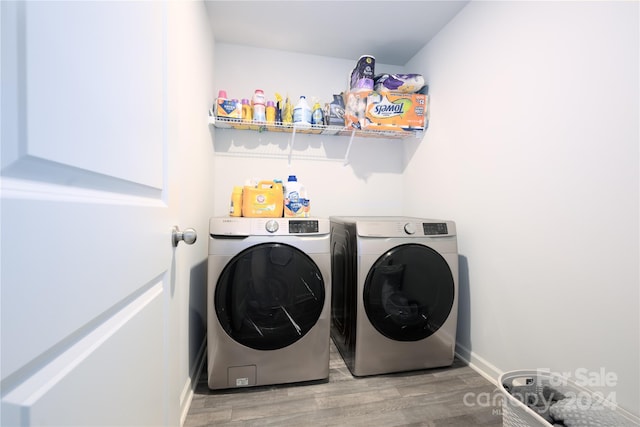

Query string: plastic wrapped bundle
349 55 375 92
374 74 427 94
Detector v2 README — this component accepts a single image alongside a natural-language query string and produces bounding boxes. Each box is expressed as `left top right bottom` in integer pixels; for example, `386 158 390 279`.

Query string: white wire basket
498 370 639 427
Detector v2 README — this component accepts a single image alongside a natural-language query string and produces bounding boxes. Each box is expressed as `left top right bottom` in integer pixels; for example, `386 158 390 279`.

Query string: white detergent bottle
293 96 311 129
284 175 304 217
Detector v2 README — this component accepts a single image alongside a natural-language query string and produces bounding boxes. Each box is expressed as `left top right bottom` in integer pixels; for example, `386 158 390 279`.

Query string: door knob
172 226 197 247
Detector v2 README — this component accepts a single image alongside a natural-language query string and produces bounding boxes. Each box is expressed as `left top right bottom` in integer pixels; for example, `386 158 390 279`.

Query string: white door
1 1 213 425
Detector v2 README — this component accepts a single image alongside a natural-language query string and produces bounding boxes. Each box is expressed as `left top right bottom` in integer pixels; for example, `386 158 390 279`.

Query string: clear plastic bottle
241 98 252 122
311 101 324 126
282 95 293 125
252 89 266 123
232 99 241 120
266 101 276 124
300 186 310 217
229 186 243 217
293 96 312 128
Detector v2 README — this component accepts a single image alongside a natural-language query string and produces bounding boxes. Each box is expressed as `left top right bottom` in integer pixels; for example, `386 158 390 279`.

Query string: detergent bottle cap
287 175 297 182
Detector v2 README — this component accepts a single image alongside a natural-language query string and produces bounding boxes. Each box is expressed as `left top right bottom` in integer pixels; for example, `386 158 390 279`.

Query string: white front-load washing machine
330 216 458 377
207 217 331 390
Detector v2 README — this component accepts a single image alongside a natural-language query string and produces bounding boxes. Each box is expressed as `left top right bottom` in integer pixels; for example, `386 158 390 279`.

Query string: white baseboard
455 342 502 387
455 343 640 424
179 338 207 427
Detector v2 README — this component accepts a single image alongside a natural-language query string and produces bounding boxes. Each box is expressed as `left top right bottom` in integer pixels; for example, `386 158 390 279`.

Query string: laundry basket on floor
498 370 638 427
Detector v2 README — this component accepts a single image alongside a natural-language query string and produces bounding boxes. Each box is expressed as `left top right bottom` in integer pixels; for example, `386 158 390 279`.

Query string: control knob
404 222 416 235
265 219 279 233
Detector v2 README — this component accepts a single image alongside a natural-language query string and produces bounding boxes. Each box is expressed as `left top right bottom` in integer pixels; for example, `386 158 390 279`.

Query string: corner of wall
455 342 502 387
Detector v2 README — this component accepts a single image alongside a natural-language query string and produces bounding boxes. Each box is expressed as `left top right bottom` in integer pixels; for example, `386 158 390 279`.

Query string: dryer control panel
331 216 456 238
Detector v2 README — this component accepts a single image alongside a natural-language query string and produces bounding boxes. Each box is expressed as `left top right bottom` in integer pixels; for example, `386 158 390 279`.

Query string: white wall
212 44 407 218
404 0 639 416
167 2 217 423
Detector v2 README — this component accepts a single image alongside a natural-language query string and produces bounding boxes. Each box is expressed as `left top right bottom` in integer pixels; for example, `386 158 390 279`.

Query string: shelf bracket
343 129 356 166
287 126 297 167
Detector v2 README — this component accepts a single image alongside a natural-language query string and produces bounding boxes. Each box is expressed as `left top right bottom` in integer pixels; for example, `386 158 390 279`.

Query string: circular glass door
363 243 454 342
215 243 325 350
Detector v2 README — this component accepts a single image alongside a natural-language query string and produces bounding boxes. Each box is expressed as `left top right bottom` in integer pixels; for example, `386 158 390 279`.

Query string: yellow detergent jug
242 181 284 217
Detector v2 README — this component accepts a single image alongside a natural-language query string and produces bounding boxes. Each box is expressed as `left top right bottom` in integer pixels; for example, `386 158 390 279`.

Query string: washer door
215 243 325 350
364 243 454 342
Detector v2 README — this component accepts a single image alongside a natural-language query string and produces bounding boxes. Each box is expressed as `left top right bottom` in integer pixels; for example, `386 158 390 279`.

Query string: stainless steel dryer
330 216 458 376
208 217 331 390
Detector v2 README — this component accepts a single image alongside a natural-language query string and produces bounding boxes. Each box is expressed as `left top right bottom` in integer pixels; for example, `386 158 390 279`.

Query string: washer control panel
403 223 416 235
423 223 448 235
265 219 279 233
289 220 319 234
262 219 321 234
209 217 329 236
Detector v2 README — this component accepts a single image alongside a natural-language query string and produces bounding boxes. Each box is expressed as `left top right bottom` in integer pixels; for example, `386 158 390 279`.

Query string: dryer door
364 243 454 341
330 226 356 345
215 243 325 350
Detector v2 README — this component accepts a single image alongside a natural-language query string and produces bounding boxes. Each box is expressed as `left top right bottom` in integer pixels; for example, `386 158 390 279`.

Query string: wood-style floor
184 340 503 427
